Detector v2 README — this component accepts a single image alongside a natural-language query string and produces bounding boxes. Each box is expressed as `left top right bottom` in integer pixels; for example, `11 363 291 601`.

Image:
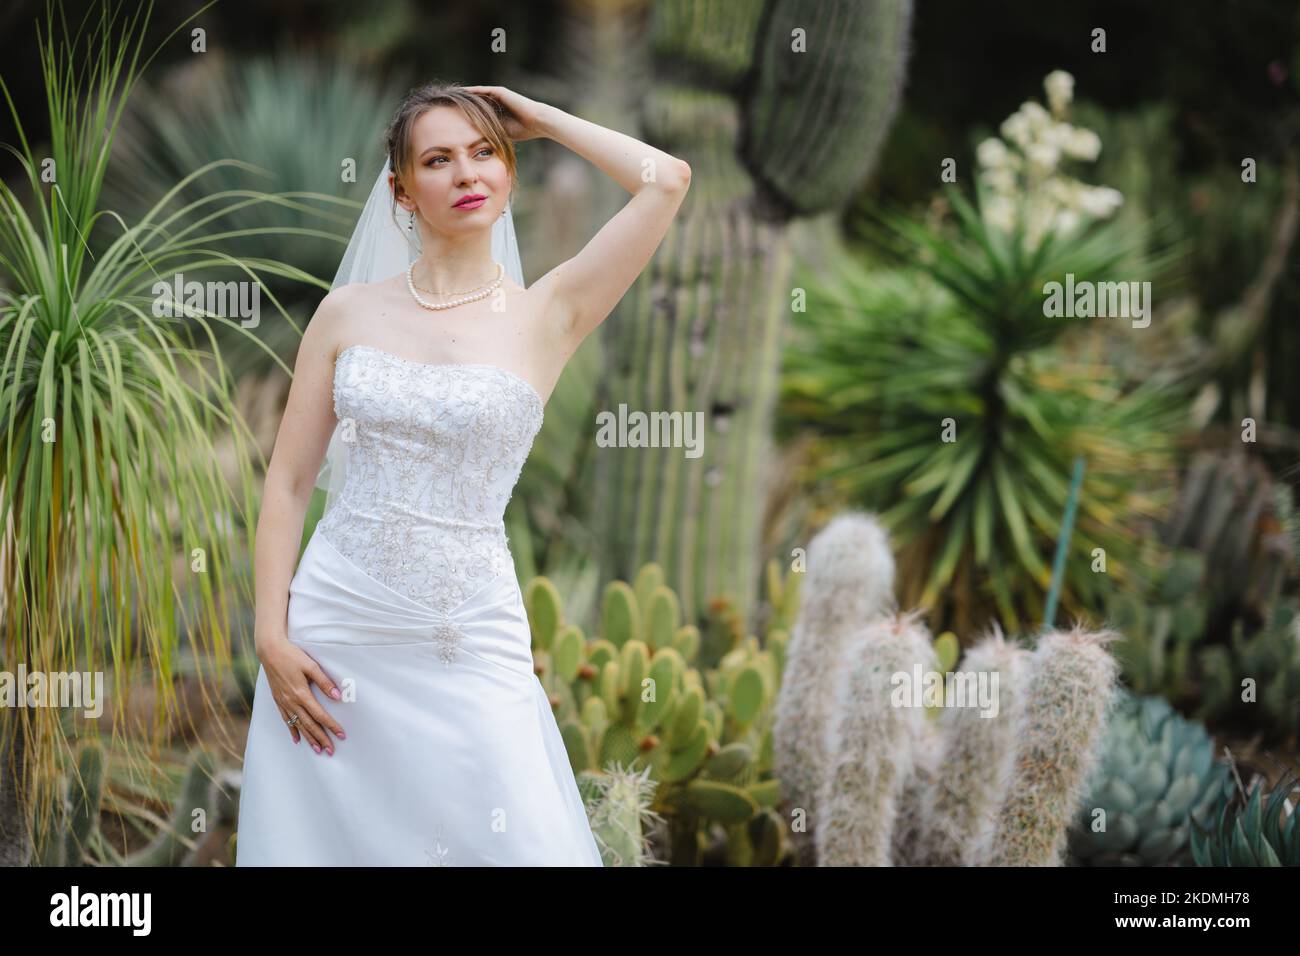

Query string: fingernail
312 744 321 754
326 747 334 756
330 688 341 699
337 731 346 739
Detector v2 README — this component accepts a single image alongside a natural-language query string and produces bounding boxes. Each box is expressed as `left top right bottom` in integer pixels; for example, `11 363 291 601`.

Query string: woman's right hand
256 636 346 754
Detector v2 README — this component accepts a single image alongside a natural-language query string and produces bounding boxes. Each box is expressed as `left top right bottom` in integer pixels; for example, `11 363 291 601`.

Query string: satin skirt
236 529 604 866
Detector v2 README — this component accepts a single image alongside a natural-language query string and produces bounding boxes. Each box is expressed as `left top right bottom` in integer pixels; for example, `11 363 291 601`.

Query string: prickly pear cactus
525 558 798 865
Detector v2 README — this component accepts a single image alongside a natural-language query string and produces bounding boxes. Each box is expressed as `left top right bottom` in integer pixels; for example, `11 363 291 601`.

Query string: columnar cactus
981 627 1120 866
910 630 1031 866
776 511 1122 866
590 0 915 625
35 742 229 867
771 512 894 861
816 610 934 866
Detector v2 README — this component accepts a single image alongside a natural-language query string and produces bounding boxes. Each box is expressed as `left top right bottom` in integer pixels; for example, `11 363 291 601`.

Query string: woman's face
394 105 510 237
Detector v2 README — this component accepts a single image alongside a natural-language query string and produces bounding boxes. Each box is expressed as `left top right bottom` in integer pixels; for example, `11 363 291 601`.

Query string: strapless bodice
315 345 544 615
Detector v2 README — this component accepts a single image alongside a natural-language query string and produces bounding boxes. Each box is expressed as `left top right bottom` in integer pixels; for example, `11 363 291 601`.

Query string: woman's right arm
252 286 353 753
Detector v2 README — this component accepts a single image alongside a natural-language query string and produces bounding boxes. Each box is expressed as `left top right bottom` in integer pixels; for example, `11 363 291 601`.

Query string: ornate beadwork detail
430 612 466 666
424 824 453 866
316 345 543 618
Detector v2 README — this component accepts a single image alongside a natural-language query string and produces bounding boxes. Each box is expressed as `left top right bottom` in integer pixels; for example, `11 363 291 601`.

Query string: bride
235 83 690 865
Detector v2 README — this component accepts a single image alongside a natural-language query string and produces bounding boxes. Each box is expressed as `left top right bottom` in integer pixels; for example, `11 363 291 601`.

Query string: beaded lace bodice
315 344 544 624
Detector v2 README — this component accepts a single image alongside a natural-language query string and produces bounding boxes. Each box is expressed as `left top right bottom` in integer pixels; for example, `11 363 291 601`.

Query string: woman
235 83 690 865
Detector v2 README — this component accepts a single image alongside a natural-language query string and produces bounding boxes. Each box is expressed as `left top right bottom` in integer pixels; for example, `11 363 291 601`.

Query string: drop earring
406 208 416 230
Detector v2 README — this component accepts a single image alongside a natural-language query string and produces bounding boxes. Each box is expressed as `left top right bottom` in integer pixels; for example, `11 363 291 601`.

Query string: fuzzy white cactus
778 511 1123 866
772 511 896 863
816 609 936 866
981 626 1120 866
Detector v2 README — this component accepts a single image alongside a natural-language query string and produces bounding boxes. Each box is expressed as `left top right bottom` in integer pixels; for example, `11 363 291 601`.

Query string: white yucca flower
974 70 1121 243
1026 141 1061 172
1020 100 1051 127
1000 113 1032 148
1062 127 1102 162
982 195 1017 232
1077 185 1124 218
977 136 1010 169
1044 70 1075 117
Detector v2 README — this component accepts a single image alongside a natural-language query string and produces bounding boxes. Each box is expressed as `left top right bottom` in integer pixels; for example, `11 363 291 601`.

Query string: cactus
1069 689 1229 866
1197 598 1300 741
32 742 228 867
982 627 1121 866
578 764 663 867
34 741 106 867
771 513 895 864
1109 548 1208 700
776 511 1122 866
593 0 915 626
525 556 800 865
907 629 1031 866
816 610 935 866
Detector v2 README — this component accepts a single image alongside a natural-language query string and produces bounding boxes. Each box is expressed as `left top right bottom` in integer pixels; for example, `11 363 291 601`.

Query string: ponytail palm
0 0 330 863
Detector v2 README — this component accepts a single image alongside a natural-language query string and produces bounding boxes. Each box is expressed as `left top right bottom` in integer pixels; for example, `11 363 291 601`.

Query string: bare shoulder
305 281 388 358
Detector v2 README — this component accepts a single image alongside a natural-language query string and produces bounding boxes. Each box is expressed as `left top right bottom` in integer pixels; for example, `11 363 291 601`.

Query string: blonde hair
384 82 519 211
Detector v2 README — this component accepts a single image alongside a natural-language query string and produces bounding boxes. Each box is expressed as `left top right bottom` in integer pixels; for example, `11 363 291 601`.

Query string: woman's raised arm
530 103 690 344
466 87 691 348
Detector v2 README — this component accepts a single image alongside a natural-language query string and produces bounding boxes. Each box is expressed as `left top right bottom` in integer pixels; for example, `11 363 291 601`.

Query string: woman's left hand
464 86 547 142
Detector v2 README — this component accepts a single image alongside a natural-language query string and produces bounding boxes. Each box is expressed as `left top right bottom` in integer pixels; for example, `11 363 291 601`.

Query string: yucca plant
782 72 1191 635
0 0 320 864
783 193 1187 634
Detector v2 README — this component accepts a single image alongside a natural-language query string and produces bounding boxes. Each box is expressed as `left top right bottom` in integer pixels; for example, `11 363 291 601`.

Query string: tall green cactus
594 0 914 626
777 511 1122 866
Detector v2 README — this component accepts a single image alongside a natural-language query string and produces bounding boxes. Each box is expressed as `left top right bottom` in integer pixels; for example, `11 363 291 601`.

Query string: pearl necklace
406 262 504 310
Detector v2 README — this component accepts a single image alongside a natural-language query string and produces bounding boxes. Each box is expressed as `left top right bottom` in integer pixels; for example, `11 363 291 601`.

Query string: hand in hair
463 85 547 142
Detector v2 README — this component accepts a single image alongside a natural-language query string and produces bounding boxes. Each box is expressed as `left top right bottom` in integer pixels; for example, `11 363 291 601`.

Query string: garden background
0 0 1297 867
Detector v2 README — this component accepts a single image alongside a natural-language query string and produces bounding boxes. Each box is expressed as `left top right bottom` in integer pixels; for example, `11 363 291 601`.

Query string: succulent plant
1191 762 1300 866
1197 598 1300 742
33 741 232 867
525 558 796 865
1068 689 1229 866
1109 549 1208 700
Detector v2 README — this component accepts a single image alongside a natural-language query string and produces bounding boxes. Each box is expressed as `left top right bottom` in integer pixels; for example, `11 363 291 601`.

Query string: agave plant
1068 689 1228 866
1191 762 1300 867
0 0 319 863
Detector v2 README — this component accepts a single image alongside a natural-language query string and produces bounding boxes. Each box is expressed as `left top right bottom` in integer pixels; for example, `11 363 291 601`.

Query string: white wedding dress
236 344 604 866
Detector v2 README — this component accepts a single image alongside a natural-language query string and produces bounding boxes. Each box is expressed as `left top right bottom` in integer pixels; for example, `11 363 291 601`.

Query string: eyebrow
420 137 490 157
